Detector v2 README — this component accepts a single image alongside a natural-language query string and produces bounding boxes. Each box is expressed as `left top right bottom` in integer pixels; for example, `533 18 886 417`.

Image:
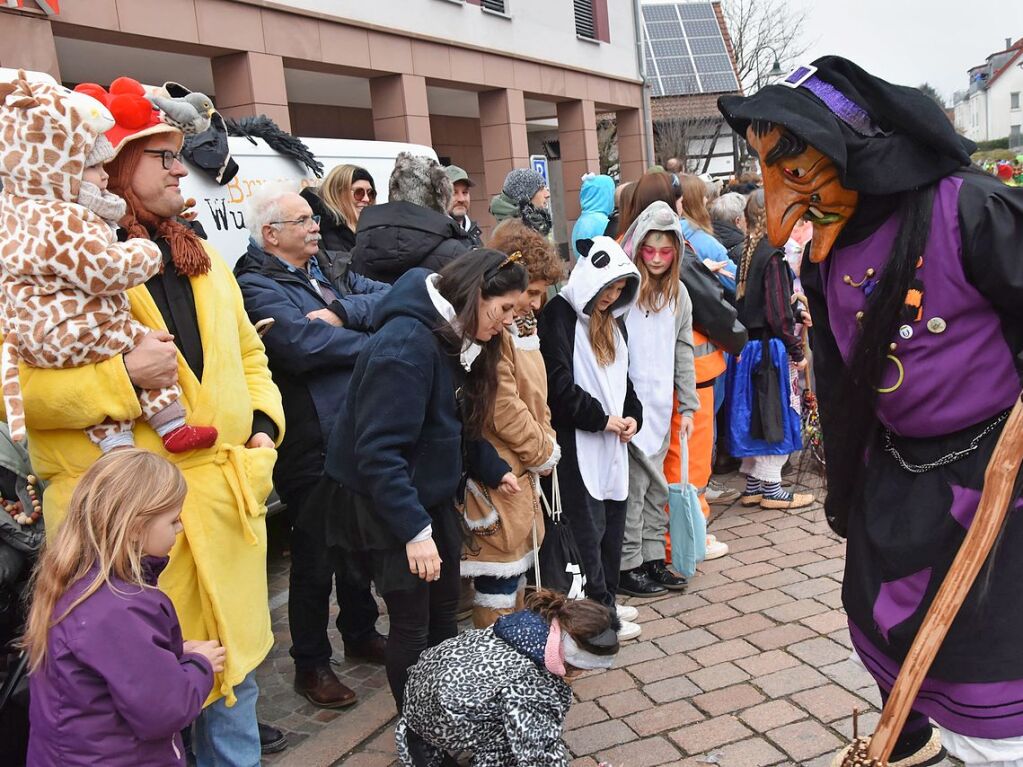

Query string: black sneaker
617 567 668 598
259 723 288 755
643 560 688 591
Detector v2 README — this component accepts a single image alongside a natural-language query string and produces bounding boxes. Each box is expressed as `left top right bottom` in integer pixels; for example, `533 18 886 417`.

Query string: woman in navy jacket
321 250 527 709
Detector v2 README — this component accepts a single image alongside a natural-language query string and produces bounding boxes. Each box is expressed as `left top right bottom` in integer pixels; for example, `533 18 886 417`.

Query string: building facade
0 0 653 237
953 37 1023 148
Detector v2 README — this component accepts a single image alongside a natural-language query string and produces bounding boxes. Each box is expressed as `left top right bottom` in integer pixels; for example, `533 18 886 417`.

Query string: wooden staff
842 395 1023 766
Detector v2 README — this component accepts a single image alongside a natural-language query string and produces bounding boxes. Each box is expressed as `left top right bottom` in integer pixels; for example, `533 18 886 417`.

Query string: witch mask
747 122 858 263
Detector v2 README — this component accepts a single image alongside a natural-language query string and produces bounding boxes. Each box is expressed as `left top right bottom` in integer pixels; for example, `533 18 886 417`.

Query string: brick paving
256 466 964 766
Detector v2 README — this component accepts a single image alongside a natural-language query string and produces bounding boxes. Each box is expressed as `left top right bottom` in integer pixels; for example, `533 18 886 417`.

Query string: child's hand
619 417 639 443
604 416 627 434
497 472 521 496
184 639 226 673
680 415 695 440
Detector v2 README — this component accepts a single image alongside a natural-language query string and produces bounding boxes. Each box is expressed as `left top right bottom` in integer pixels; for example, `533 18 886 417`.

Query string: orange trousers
663 385 715 521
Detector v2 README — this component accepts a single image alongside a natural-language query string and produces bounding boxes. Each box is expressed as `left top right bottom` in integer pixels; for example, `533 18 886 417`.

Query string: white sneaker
705 538 729 560
617 619 642 641
616 603 639 622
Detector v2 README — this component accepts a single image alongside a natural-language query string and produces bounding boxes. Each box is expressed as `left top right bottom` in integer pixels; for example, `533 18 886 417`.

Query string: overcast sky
792 0 1023 103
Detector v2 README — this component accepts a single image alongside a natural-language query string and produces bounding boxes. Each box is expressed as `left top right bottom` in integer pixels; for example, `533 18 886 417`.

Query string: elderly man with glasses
234 183 391 710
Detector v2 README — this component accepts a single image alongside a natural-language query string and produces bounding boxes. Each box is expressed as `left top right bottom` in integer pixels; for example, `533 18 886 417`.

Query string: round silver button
927 317 947 334
899 325 913 340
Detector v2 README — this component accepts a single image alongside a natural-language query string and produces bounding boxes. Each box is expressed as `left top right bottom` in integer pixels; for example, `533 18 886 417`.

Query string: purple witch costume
719 56 1023 760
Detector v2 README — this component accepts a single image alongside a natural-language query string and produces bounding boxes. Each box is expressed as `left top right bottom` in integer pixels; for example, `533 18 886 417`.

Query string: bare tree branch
721 0 810 92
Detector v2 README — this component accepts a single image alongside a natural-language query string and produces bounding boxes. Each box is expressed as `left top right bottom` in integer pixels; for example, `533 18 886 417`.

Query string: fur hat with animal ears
388 152 453 215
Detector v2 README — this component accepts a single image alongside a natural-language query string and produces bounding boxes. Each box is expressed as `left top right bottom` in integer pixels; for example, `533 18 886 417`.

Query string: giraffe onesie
0 71 217 453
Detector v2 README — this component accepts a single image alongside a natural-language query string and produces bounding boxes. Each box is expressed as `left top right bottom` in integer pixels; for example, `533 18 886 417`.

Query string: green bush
975 137 1009 151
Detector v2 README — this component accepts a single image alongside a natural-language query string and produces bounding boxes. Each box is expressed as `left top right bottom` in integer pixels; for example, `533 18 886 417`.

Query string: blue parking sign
530 154 548 185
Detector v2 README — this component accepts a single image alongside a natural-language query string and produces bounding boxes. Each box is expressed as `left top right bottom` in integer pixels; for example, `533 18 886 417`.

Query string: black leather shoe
344 633 387 665
617 568 668 598
258 722 288 754
643 560 688 591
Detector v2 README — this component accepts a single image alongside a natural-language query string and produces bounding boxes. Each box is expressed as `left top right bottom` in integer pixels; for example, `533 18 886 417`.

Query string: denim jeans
192 672 260 767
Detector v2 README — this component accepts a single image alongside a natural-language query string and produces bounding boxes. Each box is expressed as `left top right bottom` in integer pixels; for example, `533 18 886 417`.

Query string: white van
179 137 438 267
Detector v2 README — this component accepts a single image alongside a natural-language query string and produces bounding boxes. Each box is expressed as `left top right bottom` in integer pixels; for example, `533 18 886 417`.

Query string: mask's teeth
808 206 824 218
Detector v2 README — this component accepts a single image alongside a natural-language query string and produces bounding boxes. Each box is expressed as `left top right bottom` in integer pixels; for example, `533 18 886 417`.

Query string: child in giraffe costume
0 70 218 453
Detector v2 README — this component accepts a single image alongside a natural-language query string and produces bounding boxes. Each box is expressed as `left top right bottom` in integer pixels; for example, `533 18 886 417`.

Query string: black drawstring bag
750 332 784 443
530 470 587 599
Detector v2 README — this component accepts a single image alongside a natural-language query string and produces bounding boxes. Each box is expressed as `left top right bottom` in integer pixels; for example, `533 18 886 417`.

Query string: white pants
939 729 1023 767
740 454 788 484
848 650 1023 767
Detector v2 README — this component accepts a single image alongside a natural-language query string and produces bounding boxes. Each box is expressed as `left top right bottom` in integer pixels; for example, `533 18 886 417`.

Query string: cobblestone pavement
256 466 964 766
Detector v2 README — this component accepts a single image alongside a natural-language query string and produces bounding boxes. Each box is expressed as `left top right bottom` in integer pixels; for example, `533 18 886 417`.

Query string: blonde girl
538 235 643 641
24 450 222 767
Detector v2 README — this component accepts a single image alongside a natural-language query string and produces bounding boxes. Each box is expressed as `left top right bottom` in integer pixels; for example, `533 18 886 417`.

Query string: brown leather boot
294 666 357 709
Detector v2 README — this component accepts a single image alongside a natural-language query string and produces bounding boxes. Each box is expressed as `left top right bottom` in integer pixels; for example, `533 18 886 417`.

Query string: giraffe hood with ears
0 69 115 204
0 69 163 442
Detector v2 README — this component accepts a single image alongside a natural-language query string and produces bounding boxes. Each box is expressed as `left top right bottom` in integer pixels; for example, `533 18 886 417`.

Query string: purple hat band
781 66 888 138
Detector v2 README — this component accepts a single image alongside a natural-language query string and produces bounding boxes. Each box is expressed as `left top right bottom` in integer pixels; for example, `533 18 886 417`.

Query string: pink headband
544 617 566 676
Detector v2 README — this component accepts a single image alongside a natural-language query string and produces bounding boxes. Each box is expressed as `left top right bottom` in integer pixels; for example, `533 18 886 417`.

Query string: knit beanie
84 134 115 169
502 168 546 205
388 152 452 214
352 166 376 189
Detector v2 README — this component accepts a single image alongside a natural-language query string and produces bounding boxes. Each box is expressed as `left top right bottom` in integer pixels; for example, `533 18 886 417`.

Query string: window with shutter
575 0 596 39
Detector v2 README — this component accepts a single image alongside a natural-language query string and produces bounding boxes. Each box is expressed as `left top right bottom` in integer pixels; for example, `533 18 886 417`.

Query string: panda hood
562 236 641 320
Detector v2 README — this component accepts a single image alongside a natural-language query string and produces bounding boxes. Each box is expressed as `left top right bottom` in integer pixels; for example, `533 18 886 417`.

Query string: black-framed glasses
270 215 321 229
353 187 377 202
142 149 184 170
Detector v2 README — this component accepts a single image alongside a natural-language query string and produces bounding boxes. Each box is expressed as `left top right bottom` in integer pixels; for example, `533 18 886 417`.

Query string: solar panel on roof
682 19 720 37
646 21 683 39
687 37 726 55
678 2 715 19
700 73 740 92
651 38 690 57
643 4 678 21
641 1 740 96
693 54 734 73
657 56 695 76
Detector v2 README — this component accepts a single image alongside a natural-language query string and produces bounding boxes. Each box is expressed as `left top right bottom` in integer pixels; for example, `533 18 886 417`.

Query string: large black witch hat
718 56 975 195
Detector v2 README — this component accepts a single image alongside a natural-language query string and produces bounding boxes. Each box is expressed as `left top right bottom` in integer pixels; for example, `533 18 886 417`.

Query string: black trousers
381 556 460 711
279 476 381 671
558 465 628 610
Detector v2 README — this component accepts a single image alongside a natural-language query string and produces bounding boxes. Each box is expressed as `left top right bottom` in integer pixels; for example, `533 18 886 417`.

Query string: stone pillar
211 51 291 132
478 88 529 212
616 107 648 184
557 99 599 229
0 12 60 80
369 73 432 145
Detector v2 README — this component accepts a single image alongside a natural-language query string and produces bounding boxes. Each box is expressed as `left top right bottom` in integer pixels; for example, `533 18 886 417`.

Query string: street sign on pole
530 154 548 185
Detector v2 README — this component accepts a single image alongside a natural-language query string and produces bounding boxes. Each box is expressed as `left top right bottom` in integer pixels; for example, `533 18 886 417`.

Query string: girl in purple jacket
22 450 223 766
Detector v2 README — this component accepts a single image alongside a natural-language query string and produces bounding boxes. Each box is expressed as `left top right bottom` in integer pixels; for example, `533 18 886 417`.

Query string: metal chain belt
883 410 1010 474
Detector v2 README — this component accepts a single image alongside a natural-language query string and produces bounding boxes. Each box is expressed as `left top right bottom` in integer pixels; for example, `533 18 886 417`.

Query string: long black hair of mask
824 183 936 534
434 249 528 438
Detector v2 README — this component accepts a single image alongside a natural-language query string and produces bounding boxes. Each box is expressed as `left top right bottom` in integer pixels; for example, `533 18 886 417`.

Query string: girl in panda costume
538 236 644 641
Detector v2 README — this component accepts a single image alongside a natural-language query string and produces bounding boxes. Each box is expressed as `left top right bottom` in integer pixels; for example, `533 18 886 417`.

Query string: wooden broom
840 395 1023 766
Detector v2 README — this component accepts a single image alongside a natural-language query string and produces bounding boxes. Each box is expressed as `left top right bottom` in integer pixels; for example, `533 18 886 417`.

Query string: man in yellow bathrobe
12 80 285 766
